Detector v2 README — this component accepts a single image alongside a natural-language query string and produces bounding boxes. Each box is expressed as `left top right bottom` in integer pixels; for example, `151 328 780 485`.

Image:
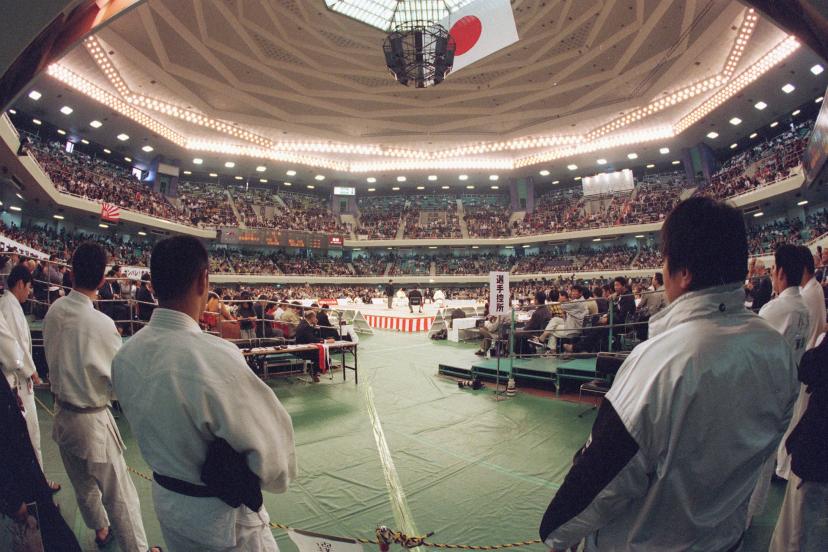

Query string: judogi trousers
54 407 148 552
770 473 828 551
19 380 43 468
153 483 278 552
160 520 278 552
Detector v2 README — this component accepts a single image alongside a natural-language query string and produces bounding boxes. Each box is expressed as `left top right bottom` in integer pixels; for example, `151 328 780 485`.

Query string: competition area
7 269 790 552
25 329 790 552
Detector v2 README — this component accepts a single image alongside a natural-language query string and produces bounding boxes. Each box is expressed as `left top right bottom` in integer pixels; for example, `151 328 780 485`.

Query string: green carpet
28 331 785 551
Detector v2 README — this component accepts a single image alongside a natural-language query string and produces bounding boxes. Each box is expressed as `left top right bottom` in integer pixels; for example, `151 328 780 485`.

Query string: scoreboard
219 227 344 250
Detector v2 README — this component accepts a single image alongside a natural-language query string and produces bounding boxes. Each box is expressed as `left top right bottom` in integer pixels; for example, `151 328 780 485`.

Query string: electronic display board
219 228 344 249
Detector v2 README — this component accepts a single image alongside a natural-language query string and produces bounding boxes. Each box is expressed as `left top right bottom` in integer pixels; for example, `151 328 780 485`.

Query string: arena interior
1 1 828 551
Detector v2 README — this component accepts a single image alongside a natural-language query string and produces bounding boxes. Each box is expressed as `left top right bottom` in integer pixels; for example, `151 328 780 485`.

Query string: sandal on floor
48 481 61 493
95 528 113 548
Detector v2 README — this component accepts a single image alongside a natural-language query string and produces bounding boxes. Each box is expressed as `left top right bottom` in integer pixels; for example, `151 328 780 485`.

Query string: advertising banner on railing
0 235 48 259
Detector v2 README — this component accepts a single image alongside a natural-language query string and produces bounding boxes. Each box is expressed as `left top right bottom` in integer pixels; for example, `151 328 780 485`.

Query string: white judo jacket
0 298 25 389
112 308 297 548
0 292 36 389
541 284 799 551
758 286 810 364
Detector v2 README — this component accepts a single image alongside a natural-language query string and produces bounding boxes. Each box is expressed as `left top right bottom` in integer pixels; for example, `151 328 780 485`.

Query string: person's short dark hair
613 276 628 289
257 294 268 301
6 264 32 290
593 286 604 297
654 272 664 286
559 289 570 300
571 284 586 296
141 272 151 282
548 289 560 302
774 244 805 288
150 236 209 302
71 242 108 290
799 245 816 276
535 290 546 305
661 197 747 290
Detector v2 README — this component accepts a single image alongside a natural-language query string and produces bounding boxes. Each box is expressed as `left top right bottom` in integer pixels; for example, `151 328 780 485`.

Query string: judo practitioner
539 197 799 551
112 236 297 551
775 245 827 480
43 242 155 551
0 264 62 491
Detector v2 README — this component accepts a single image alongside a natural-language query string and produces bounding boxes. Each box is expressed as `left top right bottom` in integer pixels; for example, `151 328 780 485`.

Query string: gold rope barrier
34 393 541 549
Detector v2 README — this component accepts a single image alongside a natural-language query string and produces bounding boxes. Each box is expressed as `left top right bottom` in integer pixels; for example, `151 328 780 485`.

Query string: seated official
135 273 156 322
475 315 503 356
236 292 257 341
316 305 338 340
515 291 552 355
294 310 335 383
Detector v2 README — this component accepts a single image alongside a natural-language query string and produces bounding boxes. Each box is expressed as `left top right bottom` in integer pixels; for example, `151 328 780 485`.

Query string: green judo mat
28 331 786 551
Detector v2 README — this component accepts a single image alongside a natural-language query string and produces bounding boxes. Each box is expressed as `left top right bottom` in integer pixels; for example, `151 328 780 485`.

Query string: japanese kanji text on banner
489 271 510 315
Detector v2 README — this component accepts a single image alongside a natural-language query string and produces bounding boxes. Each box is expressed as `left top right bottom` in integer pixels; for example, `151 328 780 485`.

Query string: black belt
153 473 216 499
724 533 744 552
56 399 108 414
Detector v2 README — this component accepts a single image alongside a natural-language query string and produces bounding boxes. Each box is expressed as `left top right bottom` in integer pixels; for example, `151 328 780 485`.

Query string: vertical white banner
489 271 510 315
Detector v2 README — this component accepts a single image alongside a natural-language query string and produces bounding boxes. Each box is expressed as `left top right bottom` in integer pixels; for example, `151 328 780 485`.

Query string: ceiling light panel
324 0 476 31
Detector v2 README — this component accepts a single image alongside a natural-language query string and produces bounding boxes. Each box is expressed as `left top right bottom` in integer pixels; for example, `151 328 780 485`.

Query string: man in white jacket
540 197 799 551
774 245 828 481
43 242 155 551
747 244 810 522
113 236 297 551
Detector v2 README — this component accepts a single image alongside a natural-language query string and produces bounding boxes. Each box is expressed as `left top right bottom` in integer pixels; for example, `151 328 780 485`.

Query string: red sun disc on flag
450 15 483 56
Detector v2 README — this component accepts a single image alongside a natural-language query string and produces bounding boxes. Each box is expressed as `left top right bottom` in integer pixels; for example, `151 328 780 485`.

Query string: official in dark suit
294 311 333 382
135 273 156 322
408 288 423 313
316 306 338 339
515 291 551 355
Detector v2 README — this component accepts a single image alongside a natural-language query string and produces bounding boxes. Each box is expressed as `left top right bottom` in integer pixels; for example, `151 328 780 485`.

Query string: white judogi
747 286 810 521
758 286 811 362
0 303 24 383
43 290 149 552
776 277 828 479
112 308 297 552
0 292 42 466
543 285 799 551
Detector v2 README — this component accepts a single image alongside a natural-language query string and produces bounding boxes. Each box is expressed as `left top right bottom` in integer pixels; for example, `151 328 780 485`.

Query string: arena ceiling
9 0 828 182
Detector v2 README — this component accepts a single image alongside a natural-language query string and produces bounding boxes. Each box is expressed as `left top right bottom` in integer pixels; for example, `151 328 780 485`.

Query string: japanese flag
441 0 519 74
